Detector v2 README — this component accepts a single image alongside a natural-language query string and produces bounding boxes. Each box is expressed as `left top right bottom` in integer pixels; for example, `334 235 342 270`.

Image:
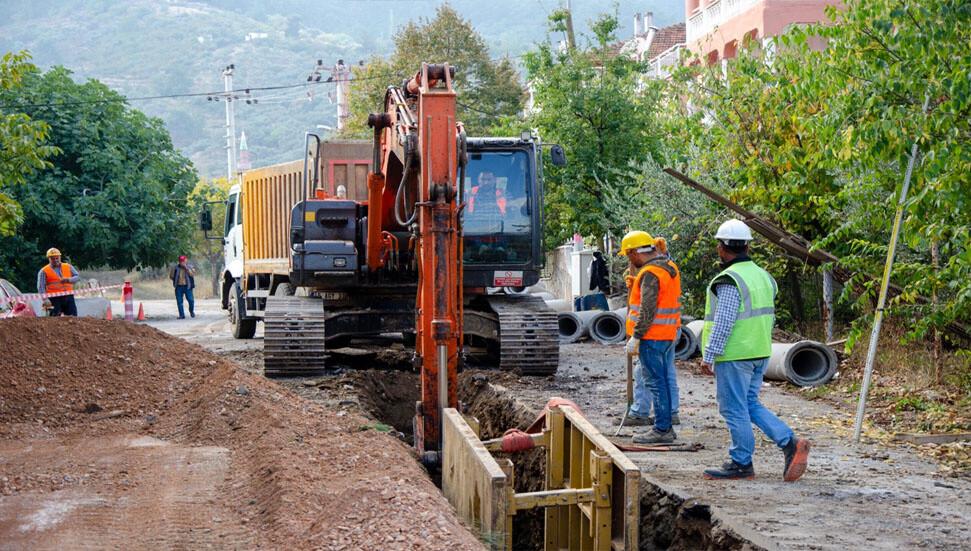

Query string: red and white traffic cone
123 282 134 322
136 302 146 321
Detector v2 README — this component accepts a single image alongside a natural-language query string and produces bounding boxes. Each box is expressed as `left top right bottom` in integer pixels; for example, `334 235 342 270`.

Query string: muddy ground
16 298 969 550
0 315 483 550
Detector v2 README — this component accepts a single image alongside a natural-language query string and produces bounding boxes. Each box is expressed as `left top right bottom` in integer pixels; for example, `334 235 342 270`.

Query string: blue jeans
630 338 677 432
175 285 194 318
715 358 795 466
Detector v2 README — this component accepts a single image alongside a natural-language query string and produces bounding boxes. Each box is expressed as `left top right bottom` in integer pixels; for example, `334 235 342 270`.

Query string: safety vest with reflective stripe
43 263 74 294
626 260 682 340
468 186 506 214
701 261 777 361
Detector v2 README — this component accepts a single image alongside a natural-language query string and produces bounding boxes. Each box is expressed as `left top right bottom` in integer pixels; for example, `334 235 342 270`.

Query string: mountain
0 0 682 177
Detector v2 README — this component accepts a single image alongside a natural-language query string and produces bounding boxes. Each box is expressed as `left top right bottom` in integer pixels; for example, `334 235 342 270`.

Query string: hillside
0 0 681 177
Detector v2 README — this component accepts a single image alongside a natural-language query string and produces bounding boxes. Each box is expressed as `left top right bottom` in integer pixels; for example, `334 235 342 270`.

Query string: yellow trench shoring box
442 404 640 550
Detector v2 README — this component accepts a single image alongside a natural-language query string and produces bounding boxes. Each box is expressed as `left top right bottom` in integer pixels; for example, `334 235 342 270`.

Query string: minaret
238 130 252 171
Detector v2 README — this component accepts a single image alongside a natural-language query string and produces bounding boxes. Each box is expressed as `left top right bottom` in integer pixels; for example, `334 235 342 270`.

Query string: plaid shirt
702 283 741 364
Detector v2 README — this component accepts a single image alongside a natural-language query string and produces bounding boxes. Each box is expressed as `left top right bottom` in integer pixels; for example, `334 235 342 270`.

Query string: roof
644 22 686 61
603 21 686 61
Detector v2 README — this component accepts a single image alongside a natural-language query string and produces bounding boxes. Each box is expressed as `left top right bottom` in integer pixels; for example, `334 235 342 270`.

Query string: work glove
625 336 639 356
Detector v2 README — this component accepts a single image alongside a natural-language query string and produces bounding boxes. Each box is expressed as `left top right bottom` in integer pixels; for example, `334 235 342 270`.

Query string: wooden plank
893 432 971 445
442 408 509 550
558 405 640 551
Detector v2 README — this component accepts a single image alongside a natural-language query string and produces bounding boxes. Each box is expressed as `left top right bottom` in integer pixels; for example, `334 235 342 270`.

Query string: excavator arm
367 63 466 464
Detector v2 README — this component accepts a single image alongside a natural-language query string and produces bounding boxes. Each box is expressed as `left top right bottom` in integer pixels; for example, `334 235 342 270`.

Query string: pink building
685 0 842 64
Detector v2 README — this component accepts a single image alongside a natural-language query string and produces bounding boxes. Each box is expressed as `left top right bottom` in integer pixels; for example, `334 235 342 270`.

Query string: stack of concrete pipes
524 288 837 387
679 320 839 387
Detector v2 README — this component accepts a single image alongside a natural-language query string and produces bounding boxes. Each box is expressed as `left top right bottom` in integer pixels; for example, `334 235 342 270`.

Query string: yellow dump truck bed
241 140 371 275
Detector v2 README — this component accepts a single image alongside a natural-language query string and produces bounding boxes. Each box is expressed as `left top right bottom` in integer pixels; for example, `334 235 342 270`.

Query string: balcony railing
687 0 762 42
646 44 685 79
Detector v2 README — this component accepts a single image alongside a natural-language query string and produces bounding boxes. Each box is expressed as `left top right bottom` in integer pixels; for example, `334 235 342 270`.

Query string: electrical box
569 249 595 297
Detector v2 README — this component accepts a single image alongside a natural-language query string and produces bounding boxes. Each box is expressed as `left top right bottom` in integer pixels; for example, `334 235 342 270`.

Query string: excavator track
486 295 559 376
263 296 327 376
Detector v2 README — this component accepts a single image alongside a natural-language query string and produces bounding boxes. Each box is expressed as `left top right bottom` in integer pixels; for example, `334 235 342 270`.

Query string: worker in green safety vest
700 219 811 482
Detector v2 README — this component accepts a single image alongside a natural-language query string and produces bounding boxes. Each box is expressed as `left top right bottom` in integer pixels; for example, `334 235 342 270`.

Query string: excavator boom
368 63 464 462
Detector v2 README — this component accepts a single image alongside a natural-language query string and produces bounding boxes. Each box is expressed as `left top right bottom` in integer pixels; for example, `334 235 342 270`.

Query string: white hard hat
715 219 753 242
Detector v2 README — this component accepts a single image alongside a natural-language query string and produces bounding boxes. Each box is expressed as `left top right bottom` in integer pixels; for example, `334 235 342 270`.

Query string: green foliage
189 177 231 294
0 65 197 290
894 395 931 413
0 50 60 236
661 0 971 344
340 3 524 139
523 11 664 245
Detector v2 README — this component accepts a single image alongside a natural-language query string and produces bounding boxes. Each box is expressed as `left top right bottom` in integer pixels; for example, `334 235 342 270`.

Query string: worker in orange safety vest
37 247 80 317
618 230 682 444
466 170 506 215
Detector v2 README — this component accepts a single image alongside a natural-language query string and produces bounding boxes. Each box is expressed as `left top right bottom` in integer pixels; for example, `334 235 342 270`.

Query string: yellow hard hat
617 231 655 256
46 247 62 258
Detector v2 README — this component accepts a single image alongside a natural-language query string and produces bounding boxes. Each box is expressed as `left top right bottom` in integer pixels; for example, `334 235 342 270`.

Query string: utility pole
309 59 356 131
206 65 250 182
223 65 238 182
334 60 351 131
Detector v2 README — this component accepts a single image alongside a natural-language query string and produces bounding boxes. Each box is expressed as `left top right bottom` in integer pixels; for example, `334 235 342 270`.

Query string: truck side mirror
198 208 213 231
550 144 566 166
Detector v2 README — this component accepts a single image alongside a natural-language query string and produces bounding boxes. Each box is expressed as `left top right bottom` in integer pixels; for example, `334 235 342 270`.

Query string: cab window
462 150 532 264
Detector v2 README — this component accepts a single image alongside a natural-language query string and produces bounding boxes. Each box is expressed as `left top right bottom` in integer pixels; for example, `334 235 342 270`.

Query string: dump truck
206 140 370 339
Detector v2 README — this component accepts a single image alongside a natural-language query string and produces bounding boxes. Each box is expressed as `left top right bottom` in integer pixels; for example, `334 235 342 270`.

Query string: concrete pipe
532 291 557 302
589 311 627 345
557 310 600 343
525 281 548 294
766 341 839 387
685 320 705 342
674 322 698 360
544 299 573 313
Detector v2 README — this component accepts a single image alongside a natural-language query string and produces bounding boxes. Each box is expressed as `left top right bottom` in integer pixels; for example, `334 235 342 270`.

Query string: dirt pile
0 317 229 434
0 318 483 550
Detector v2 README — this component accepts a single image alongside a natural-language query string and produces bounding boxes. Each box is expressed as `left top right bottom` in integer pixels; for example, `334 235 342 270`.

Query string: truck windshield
462 150 532 265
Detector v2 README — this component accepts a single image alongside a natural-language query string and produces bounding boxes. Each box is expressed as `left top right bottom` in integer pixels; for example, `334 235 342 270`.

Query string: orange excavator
366 63 465 462
257 63 565 464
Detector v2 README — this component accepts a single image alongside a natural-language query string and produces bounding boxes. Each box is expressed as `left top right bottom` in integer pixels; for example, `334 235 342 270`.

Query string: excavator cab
461 137 558 289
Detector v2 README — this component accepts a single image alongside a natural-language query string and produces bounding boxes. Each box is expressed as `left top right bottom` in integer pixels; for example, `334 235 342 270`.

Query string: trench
313 364 756 550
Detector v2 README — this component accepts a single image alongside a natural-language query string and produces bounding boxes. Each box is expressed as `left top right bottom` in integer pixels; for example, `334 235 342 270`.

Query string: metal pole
335 60 350 131
852 96 929 442
222 65 238 182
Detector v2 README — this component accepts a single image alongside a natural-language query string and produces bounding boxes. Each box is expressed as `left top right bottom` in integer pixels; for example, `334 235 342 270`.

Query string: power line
0 71 407 111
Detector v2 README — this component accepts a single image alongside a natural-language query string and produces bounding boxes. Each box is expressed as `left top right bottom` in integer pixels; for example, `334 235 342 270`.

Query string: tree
340 3 525 138
523 10 665 245
189 176 231 295
661 0 971 342
0 51 59 236
0 65 197 290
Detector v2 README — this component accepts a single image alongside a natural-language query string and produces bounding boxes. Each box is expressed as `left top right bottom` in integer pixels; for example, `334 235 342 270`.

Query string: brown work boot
782 437 811 482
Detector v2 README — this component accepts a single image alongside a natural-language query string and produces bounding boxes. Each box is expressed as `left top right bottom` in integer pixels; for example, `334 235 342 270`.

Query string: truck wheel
274 282 294 297
229 281 257 339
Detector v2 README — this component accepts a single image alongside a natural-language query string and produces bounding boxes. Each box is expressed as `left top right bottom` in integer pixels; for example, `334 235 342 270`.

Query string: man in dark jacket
169 255 196 319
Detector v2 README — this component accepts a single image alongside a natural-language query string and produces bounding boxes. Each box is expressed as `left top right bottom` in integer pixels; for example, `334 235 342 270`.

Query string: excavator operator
466 170 506 216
